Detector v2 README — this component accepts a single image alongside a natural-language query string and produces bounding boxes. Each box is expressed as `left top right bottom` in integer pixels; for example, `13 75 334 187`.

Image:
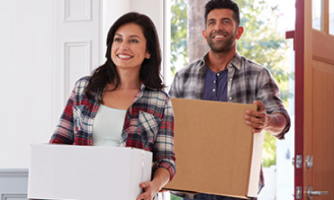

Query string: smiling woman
111 23 151 73
49 12 176 200
0 0 168 199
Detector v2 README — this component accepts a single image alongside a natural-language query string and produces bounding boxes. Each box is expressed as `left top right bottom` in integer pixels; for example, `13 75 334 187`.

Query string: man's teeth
214 35 225 38
118 54 131 59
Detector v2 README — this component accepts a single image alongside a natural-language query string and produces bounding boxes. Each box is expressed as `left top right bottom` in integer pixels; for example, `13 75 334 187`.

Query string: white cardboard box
28 144 153 200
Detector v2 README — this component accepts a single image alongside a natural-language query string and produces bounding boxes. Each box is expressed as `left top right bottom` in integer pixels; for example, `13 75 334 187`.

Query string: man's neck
206 50 236 73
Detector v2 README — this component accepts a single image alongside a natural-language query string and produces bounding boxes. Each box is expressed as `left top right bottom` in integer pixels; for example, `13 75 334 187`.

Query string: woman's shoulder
71 76 91 95
144 88 170 102
76 76 91 85
72 76 91 89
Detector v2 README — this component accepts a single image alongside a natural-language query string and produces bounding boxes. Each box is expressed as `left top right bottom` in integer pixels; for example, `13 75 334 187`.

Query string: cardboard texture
28 144 152 200
164 98 264 199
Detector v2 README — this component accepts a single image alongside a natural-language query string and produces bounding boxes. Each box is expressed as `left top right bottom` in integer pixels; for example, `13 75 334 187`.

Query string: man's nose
214 22 224 32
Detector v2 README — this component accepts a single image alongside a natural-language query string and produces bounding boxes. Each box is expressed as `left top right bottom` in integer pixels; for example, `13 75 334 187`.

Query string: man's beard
207 31 236 53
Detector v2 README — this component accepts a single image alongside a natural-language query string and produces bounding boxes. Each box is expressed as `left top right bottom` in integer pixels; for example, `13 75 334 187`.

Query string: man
168 0 291 199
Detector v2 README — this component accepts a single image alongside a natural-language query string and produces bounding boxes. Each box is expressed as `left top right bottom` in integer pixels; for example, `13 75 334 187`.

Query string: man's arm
244 100 288 138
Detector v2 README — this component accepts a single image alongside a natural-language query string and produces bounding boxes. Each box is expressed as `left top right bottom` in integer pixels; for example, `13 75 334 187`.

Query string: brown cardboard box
164 98 264 199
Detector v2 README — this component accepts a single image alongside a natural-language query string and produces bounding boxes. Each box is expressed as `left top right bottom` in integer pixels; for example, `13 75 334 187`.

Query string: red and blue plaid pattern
50 76 176 180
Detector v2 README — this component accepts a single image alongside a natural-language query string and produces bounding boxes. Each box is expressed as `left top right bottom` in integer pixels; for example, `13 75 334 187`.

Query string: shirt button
229 97 233 101
229 78 232 82
217 73 220 76
213 89 216 92
213 80 216 83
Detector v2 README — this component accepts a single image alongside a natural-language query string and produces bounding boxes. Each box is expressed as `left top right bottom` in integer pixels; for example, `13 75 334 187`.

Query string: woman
49 12 175 200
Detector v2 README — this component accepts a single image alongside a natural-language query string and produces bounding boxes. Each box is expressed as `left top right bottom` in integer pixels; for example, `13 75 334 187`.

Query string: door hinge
296 155 302 168
296 186 302 199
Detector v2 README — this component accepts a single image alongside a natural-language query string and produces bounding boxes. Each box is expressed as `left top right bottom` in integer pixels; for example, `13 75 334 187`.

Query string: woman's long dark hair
85 12 164 100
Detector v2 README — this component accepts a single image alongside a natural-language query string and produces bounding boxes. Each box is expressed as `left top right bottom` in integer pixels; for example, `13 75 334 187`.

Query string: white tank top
92 104 127 146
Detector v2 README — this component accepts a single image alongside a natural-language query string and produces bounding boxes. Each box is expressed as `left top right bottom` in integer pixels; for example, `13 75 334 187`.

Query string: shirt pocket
137 111 162 147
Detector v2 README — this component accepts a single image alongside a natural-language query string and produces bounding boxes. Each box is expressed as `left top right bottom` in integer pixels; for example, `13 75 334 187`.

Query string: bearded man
168 0 290 199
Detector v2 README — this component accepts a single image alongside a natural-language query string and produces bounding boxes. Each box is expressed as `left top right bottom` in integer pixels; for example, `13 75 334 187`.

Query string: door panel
295 0 334 199
53 0 102 128
311 59 334 200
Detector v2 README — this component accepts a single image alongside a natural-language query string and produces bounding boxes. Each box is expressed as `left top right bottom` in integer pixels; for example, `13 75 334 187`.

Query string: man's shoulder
241 55 268 72
175 58 206 76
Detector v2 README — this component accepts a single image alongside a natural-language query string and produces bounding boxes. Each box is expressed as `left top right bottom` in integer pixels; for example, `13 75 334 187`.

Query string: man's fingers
253 100 265 112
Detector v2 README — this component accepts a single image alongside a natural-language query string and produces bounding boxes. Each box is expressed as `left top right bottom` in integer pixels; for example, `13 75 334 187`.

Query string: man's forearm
265 113 287 137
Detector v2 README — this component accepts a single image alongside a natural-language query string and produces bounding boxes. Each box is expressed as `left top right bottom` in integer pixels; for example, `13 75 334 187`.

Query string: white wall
0 0 54 168
0 0 164 169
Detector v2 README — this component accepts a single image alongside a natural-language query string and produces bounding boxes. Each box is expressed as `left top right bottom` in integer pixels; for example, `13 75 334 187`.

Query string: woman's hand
136 181 159 200
136 168 170 200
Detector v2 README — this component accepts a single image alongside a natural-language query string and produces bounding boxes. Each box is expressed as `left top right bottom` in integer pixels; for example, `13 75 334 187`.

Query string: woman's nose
119 41 128 50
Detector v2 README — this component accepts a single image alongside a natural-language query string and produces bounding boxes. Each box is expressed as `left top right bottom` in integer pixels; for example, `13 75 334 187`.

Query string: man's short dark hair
205 0 240 26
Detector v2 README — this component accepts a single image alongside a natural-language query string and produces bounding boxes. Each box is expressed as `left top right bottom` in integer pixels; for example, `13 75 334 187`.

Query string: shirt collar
139 83 158 91
202 52 242 71
229 52 242 70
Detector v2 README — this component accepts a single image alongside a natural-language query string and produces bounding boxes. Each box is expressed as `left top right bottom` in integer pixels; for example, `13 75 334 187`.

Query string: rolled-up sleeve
49 86 76 144
152 97 176 181
256 68 291 139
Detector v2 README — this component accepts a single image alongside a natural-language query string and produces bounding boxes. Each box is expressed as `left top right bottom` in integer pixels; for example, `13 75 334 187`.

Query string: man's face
203 9 242 53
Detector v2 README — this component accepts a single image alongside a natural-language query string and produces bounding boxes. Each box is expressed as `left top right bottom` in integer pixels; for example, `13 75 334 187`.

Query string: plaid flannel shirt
50 76 176 180
169 52 291 193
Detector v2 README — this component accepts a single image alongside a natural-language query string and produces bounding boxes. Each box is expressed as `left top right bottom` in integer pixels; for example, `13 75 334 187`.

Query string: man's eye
223 20 230 24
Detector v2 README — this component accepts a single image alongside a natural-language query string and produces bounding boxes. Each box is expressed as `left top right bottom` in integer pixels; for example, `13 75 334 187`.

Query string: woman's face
111 23 151 71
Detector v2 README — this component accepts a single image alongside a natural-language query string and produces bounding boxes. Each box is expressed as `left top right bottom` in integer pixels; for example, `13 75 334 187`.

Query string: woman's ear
145 52 151 59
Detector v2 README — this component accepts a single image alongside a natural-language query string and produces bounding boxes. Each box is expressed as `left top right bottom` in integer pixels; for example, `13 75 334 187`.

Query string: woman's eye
114 38 122 42
130 39 139 43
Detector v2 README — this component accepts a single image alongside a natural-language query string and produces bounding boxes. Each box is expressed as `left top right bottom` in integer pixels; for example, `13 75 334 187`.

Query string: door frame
294 0 305 199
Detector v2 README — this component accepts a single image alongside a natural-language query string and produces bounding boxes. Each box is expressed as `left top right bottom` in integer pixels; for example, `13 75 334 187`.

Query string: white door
53 0 102 126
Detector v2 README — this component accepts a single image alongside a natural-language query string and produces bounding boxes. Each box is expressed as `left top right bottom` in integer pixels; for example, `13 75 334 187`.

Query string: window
313 0 322 30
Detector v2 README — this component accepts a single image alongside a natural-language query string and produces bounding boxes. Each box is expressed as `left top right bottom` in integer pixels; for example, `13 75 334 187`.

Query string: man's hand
244 100 287 137
244 100 270 134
